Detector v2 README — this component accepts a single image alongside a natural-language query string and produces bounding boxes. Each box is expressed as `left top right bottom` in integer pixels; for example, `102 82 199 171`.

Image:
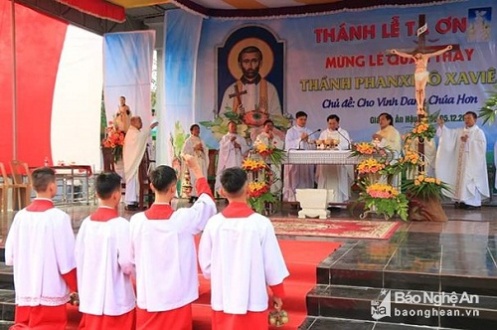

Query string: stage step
0 263 15 322
306 284 497 330
299 316 459 330
317 235 497 296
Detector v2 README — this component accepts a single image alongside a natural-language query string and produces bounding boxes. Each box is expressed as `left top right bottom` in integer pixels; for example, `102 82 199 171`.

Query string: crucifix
389 14 460 172
228 84 247 114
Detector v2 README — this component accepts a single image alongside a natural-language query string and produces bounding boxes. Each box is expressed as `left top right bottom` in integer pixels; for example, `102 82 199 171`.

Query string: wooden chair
138 149 155 209
10 160 32 210
0 162 11 224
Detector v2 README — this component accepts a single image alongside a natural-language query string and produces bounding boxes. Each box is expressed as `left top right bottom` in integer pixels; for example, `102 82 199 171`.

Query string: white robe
181 136 209 197
129 194 216 312
375 125 402 187
316 128 352 203
255 132 284 194
283 125 315 202
123 125 150 204
198 213 289 314
215 133 248 191
436 125 489 206
220 79 281 115
75 215 135 316
375 125 402 154
5 205 76 306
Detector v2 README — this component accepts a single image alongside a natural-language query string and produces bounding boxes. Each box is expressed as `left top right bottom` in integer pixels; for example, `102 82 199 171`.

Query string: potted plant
403 173 450 221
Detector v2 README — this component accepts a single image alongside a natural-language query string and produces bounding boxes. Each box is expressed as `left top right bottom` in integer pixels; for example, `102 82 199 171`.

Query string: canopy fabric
170 0 461 18
56 0 125 23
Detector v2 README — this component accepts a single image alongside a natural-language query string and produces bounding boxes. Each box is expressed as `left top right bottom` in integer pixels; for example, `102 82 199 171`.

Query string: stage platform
0 201 496 329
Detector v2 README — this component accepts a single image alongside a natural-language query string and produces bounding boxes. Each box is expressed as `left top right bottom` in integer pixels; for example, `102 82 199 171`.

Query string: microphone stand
335 129 351 150
298 129 321 150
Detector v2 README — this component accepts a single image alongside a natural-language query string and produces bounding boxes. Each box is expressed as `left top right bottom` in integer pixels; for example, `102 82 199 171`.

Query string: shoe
464 205 481 210
125 204 138 211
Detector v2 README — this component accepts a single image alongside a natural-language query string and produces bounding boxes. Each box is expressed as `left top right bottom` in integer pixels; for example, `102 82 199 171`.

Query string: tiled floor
1 199 497 329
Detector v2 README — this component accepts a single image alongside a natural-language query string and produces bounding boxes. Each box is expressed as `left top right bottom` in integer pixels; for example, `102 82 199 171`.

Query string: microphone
298 129 321 150
335 128 351 150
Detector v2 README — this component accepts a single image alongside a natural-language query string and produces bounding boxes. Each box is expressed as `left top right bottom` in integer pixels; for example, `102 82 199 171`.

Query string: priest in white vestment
435 111 489 208
255 119 285 195
5 168 77 329
215 121 249 193
372 112 402 187
182 124 210 201
123 116 158 209
283 111 317 202
130 155 216 329
76 172 136 329
199 168 289 330
316 114 353 203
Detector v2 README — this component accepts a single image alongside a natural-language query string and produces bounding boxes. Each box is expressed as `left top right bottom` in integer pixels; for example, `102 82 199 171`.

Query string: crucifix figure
389 15 459 116
228 84 247 114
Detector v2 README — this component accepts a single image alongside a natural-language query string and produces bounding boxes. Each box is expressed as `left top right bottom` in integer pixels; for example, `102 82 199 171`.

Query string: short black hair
96 172 122 200
327 114 340 122
190 124 200 132
238 46 263 63
295 111 307 119
379 112 394 126
32 167 56 192
464 111 477 120
150 165 177 192
221 167 247 197
263 119 274 127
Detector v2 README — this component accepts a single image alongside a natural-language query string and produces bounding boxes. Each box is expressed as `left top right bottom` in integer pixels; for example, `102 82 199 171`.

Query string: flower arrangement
402 173 450 200
241 158 267 172
405 117 436 141
247 180 277 214
358 183 409 220
357 158 386 175
242 141 285 214
253 141 286 165
102 122 125 162
199 110 290 141
350 142 387 157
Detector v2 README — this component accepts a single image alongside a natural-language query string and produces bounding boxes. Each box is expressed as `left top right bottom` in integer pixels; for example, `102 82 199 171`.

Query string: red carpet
193 239 341 329
271 218 400 240
66 239 341 329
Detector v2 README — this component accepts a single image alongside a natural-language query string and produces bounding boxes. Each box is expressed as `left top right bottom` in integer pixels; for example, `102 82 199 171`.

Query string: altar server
76 172 135 329
199 167 289 330
130 155 216 330
5 167 77 330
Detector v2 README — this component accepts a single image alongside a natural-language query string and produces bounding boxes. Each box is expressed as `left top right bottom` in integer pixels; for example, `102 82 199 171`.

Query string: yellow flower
414 180 421 186
435 179 441 185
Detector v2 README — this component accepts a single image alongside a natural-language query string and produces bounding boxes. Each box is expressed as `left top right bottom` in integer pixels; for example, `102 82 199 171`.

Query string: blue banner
163 10 203 164
192 0 497 152
103 31 155 123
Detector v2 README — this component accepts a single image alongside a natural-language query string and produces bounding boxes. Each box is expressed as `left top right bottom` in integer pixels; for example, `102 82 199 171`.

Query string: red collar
90 207 119 222
145 204 174 220
26 199 54 212
221 201 254 218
